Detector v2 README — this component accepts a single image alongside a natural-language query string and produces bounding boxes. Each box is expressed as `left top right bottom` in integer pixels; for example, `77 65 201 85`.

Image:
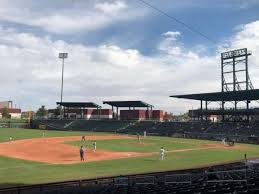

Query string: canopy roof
56 102 101 108
103 101 154 108
170 89 259 101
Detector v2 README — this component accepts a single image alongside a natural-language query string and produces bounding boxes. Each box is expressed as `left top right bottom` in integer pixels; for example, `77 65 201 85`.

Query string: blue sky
0 0 259 113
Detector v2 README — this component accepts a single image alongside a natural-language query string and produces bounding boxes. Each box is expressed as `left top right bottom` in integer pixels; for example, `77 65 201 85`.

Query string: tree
1 107 10 118
173 112 190 121
36 105 48 118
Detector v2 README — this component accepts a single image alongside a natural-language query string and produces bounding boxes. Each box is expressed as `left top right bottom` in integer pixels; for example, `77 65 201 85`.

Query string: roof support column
205 101 208 121
200 100 203 121
98 107 100 120
81 107 83 119
112 106 114 119
117 107 119 120
222 101 225 122
247 100 250 122
147 107 149 120
233 57 236 91
246 54 249 90
60 106 63 119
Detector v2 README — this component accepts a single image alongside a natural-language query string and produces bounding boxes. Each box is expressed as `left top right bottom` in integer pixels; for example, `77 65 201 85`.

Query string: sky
0 0 259 114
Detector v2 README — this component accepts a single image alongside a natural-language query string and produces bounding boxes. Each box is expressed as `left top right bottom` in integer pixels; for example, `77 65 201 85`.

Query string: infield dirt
0 135 242 164
0 135 151 164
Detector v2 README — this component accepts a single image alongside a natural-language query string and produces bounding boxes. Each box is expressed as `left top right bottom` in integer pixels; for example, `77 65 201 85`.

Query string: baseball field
0 128 259 187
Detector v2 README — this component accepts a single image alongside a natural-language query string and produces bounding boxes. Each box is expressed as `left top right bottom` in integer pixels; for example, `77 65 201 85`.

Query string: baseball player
144 131 147 138
9 136 13 144
222 138 226 146
160 147 165 160
80 146 85 161
82 135 86 141
93 141 97 153
137 133 140 143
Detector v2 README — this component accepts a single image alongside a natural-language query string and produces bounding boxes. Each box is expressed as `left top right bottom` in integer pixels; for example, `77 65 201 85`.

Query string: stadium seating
32 119 259 144
3 162 259 194
32 119 133 132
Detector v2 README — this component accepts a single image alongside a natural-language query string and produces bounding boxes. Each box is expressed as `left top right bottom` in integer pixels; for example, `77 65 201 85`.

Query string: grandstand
32 119 259 144
2 161 259 194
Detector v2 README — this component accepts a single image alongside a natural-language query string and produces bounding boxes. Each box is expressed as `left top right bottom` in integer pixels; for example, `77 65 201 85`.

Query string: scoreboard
221 48 247 59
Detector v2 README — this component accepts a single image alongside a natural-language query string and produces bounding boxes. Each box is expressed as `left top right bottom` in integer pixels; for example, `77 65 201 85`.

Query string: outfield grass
67 136 204 152
0 128 108 143
0 128 259 187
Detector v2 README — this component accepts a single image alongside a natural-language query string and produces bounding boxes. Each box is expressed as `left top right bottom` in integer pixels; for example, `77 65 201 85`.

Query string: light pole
59 52 68 118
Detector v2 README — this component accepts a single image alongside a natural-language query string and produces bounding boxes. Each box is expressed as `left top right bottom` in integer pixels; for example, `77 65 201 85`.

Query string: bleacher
32 119 132 132
32 119 259 143
2 162 259 194
68 120 132 132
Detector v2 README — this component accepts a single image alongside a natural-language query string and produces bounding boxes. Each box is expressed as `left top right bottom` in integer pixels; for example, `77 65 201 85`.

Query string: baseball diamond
0 128 258 187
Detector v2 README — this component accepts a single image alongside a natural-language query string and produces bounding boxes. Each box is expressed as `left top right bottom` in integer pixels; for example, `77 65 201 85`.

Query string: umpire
80 146 85 161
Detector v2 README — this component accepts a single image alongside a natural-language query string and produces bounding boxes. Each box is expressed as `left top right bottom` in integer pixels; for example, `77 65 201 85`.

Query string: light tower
58 52 68 118
221 48 253 120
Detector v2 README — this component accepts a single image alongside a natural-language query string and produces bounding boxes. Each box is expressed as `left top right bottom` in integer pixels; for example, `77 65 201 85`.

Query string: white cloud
228 20 259 87
159 31 182 55
0 19 259 113
163 31 181 40
95 1 127 14
0 0 147 34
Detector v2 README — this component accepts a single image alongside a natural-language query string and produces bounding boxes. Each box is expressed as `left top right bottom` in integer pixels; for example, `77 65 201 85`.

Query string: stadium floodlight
59 52 68 118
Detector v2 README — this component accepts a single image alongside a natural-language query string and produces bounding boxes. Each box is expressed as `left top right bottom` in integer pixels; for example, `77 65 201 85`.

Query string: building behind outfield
0 100 21 119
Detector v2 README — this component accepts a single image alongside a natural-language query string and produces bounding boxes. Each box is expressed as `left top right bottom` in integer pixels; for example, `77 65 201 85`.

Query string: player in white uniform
222 138 226 146
93 141 97 152
9 136 13 144
144 131 147 138
160 147 165 160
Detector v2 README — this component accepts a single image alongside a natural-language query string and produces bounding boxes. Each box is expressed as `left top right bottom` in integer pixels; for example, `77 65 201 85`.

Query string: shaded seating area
57 102 102 119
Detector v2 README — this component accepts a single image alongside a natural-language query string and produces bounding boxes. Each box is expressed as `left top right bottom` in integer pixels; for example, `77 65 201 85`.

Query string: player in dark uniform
137 133 140 143
80 146 85 161
82 135 86 141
